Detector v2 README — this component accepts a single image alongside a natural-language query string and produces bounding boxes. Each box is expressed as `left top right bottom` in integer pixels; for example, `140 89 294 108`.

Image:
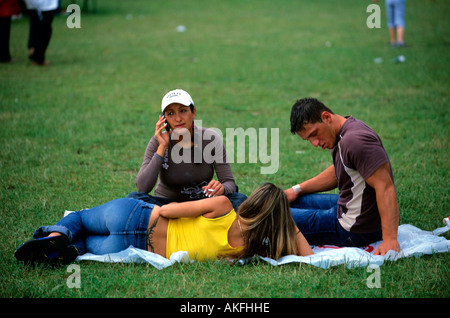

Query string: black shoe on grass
15 235 72 266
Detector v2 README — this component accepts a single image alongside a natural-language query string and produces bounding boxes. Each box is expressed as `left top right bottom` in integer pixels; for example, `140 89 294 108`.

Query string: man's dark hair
290 98 334 134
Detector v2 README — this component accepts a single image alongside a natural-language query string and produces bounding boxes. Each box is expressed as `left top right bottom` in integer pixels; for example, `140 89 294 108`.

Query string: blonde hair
232 183 298 260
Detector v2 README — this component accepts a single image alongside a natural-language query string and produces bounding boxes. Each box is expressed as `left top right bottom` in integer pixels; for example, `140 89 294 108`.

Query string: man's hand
374 238 401 256
284 187 300 203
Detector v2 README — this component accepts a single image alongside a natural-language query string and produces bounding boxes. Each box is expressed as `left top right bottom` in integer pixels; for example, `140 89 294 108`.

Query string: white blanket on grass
76 218 450 270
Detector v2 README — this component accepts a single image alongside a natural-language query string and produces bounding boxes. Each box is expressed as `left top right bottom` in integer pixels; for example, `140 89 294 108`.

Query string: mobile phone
161 112 170 132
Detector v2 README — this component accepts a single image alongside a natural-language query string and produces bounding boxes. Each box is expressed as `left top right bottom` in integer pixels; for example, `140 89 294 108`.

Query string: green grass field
1 0 449 300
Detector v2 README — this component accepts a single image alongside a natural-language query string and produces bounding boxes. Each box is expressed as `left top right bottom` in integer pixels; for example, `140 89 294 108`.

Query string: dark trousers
28 9 55 64
0 16 12 62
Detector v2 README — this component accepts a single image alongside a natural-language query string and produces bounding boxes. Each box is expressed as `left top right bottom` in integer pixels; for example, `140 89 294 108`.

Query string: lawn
1 0 449 302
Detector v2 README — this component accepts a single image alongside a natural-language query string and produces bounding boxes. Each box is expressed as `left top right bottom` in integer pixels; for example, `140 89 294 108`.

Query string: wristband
292 184 302 194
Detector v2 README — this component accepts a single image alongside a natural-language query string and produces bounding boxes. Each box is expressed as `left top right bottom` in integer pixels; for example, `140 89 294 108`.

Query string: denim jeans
290 194 382 247
33 198 153 255
386 0 406 28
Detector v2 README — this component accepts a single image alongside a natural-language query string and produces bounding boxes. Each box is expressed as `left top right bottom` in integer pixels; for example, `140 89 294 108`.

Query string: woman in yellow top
15 183 313 265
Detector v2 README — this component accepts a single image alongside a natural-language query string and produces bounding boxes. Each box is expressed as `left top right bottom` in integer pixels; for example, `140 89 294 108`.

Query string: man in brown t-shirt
285 98 400 256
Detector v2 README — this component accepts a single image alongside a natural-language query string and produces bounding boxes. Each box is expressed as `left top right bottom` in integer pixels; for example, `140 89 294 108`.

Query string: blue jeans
386 0 406 28
290 194 382 247
32 198 153 255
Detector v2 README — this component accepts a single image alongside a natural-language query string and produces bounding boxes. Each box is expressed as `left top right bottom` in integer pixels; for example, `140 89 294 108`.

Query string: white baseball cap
161 89 195 113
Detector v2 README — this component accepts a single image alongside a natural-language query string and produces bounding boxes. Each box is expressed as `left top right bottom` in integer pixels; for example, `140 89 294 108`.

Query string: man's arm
365 162 400 255
285 165 338 202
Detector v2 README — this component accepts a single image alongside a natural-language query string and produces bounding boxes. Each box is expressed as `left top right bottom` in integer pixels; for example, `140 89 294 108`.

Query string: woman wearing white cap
127 89 247 211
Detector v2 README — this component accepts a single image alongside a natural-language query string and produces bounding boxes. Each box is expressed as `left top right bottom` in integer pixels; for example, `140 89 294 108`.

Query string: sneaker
44 246 80 265
15 235 70 265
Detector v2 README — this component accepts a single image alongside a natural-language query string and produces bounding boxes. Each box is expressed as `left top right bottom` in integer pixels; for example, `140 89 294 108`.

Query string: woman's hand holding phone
155 115 170 156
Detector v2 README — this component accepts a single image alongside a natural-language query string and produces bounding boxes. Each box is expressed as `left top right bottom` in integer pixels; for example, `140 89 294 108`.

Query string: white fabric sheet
76 218 450 270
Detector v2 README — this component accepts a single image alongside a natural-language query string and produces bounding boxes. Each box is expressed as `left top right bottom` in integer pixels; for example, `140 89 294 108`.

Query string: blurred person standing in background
24 0 58 65
0 0 21 63
374 0 406 47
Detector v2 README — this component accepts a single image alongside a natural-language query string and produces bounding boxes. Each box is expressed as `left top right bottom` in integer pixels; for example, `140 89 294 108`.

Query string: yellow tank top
166 210 242 261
